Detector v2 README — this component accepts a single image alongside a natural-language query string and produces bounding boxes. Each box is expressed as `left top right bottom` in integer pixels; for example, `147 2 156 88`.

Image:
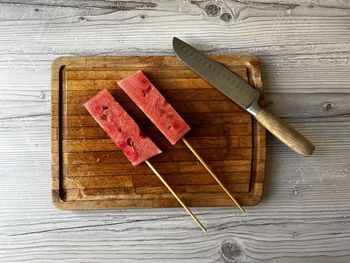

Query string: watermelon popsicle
118 70 190 145
83 89 161 166
118 71 244 213
84 89 206 232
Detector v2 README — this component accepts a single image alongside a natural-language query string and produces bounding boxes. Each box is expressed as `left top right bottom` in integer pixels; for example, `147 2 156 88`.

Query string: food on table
118 70 244 213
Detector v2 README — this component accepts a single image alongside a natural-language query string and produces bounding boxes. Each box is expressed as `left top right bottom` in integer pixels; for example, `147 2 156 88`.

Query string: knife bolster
246 99 260 116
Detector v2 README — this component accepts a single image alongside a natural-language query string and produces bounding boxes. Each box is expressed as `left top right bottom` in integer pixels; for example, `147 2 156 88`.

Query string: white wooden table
1 1 350 262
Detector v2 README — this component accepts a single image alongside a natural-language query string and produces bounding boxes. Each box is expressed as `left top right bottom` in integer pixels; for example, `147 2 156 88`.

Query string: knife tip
172 37 181 53
173 37 182 44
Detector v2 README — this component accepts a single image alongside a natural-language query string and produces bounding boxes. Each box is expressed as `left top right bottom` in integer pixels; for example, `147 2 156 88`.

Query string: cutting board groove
51 56 266 209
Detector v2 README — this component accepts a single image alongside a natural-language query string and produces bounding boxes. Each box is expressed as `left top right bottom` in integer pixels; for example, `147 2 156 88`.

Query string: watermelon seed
117 128 122 133
102 105 109 110
126 138 134 147
142 85 152 97
101 114 107 120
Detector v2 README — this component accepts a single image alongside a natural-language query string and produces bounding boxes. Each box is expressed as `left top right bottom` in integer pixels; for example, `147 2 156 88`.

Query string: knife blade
173 37 314 156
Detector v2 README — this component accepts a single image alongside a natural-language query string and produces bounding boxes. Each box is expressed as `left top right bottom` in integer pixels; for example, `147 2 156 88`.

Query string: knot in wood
220 239 245 263
220 13 232 22
323 102 334 112
204 4 221 17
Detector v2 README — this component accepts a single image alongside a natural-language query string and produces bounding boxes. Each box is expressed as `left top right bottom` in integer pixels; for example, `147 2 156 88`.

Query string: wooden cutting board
51 56 266 209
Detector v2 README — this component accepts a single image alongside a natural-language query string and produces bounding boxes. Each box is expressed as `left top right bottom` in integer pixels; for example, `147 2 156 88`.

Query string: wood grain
1 0 350 262
51 55 265 209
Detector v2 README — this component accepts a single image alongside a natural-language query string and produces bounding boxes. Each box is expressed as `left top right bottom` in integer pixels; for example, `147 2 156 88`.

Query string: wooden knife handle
255 108 315 156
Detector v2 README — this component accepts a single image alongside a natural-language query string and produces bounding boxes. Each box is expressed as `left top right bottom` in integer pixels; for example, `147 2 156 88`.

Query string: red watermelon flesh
83 89 162 166
118 70 190 145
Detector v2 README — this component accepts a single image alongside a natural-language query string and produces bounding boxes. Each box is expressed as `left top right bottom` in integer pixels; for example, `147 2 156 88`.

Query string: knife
173 37 314 156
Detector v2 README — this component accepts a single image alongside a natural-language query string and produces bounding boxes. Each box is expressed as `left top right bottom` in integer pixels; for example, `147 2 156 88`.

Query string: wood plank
132 172 251 187
56 136 243 152
58 88 239 103
65 68 247 80
62 160 252 176
63 147 253 164
56 100 245 115
61 175 134 189
61 188 139 201
60 123 252 140
51 113 252 128
134 184 249 195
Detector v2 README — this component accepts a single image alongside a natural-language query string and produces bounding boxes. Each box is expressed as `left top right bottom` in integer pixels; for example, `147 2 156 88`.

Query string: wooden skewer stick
181 137 245 213
145 160 207 233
